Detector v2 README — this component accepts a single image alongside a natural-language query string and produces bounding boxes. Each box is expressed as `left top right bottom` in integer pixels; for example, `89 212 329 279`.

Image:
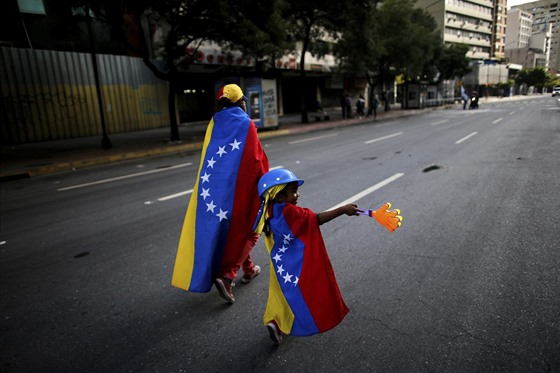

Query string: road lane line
431 119 449 126
455 132 478 144
509 111 516 115
156 165 285 202
288 133 338 144
492 118 503 124
365 132 403 144
158 190 193 201
57 163 193 191
327 173 404 211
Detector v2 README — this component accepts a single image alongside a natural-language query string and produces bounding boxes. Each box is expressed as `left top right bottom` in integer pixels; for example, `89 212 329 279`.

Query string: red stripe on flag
219 122 269 276
283 205 349 333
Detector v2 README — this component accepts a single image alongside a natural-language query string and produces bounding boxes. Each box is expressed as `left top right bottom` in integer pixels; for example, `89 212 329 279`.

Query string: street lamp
83 9 112 149
486 63 490 98
72 7 112 149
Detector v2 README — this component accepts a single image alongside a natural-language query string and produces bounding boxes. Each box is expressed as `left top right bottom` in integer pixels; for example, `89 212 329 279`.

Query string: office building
512 0 559 73
416 0 494 60
505 8 534 49
493 0 509 59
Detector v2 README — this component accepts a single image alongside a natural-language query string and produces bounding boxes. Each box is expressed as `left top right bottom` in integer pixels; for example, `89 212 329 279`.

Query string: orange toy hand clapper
358 202 403 232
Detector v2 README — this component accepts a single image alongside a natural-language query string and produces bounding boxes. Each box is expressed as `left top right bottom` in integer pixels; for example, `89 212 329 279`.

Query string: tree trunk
168 80 180 142
299 26 311 124
299 62 309 124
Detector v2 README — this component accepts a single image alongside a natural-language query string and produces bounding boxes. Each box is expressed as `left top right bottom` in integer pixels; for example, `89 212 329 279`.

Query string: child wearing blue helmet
253 168 360 344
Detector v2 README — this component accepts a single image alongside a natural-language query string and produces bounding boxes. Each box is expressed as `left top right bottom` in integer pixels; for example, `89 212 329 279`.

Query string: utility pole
86 10 112 149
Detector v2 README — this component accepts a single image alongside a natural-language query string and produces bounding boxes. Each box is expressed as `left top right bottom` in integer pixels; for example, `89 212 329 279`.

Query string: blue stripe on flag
189 108 250 288
270 204 319 336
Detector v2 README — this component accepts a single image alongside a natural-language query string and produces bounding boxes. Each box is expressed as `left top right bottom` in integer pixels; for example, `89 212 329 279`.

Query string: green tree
434 43 472 83
336 0 441 108
282 0 354 123
515 68 549 93
53 0 290 141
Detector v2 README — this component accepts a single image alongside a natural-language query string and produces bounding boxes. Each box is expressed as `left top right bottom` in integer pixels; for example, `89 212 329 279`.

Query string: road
1 97 559 372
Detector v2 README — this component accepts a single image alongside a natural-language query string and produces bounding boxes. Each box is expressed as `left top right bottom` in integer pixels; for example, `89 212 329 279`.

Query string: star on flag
198 139 244 222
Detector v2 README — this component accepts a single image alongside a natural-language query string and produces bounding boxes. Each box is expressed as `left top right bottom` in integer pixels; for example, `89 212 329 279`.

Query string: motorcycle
469 95 479 110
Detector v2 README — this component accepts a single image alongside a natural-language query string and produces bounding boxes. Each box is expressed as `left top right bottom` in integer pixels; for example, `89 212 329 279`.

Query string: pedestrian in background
340 93 347 118
172 83 269 304
345 93 353 118
384 90 392 112
461 86 469 110
367 94 379 121
356 94 366 118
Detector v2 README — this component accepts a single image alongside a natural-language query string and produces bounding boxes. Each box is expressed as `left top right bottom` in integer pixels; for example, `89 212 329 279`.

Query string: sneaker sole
214 278 235 304
241 266 261 284
267 323 282 345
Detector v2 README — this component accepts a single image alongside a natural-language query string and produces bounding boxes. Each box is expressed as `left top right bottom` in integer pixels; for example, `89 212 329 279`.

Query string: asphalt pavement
0 96 531 180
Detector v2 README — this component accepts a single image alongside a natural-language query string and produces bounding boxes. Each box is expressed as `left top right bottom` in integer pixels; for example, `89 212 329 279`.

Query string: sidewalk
0 97 517 181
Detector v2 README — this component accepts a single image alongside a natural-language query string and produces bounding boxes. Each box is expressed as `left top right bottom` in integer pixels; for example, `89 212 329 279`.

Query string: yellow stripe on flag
172 119 215 290
263 233 295 335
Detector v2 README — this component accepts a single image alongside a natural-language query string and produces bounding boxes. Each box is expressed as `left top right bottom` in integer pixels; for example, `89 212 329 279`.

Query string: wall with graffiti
1 47 169 144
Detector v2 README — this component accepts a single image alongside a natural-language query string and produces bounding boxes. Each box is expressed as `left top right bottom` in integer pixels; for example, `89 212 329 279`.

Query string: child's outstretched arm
316 204 359 226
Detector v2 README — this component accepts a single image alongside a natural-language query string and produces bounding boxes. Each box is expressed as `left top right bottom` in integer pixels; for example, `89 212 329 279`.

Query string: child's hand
317 204 360 225
370 202 403 232
343 203 360 216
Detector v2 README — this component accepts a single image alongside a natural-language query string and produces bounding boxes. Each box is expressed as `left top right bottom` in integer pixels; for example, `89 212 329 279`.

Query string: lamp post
85 10 112 149
486 63 490 99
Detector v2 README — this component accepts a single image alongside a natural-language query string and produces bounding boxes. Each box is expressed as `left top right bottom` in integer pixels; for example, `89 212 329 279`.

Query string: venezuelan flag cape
263 202 349 336
172 107 269 292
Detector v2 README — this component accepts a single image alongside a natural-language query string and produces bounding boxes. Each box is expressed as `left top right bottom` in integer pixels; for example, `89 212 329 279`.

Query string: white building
505 8 534 49
512 0 560 73
493 0 508 59
416 0 494 60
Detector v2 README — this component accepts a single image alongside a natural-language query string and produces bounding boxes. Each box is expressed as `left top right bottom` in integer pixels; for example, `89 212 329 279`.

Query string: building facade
493 0 508 59
505 9 534 49
417 0 494 60
512 0 560 73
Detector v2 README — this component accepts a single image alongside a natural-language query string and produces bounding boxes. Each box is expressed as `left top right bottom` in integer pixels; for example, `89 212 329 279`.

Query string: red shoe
241 265 261 284
214 276 235 304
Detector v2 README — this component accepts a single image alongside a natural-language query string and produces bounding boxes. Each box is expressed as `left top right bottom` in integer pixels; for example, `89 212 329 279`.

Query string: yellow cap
217 84 246 103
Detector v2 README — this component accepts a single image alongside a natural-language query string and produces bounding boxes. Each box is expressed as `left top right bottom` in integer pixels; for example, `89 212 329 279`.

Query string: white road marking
492 118 503 124
431 119 449 126
156 165 285 202
288 133 338 144
57 163 193 191
509 111 516 115
327 173 404 211
455 132 478 144
365 132 403 144
158 190 193 201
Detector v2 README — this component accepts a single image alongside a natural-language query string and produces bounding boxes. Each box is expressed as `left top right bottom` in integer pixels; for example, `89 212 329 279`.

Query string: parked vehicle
552 86 560 97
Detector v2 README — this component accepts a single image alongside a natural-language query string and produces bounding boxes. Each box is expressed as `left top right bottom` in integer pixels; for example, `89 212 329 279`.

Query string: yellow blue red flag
263 202 349 336
172 106 268 292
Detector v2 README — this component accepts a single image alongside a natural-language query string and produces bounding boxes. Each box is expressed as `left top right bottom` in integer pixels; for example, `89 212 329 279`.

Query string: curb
3 97 539 181
0 107 438 181
0 141 205 180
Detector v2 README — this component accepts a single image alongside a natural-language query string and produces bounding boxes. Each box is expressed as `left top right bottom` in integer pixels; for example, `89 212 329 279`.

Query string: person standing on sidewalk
172 83 269 304
345 93 353 118
367 94 379 121
356 94 366 118
340 93 347 118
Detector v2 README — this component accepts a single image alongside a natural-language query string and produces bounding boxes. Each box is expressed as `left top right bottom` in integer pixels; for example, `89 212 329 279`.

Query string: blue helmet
258 168 304 198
